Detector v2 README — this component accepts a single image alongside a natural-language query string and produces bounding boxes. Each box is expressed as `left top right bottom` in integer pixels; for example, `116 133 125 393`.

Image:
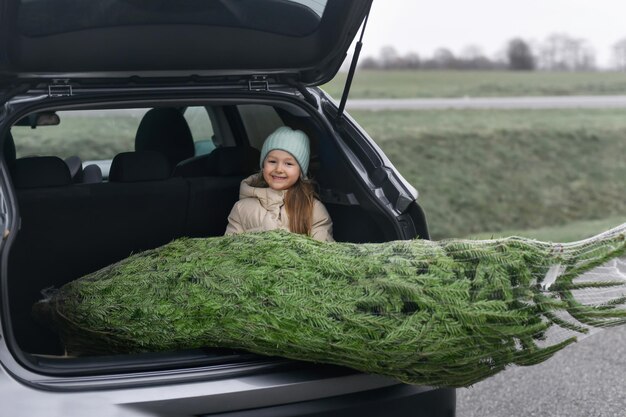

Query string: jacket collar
240 174 286 210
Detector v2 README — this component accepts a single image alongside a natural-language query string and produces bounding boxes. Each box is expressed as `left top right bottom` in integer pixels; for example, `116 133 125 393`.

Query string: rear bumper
203 385 456 417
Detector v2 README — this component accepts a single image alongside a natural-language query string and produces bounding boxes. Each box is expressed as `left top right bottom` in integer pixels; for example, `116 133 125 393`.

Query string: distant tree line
360 33 626 71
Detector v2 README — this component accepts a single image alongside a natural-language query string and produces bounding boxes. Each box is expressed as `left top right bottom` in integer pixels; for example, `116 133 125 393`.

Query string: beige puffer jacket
225 175 334 242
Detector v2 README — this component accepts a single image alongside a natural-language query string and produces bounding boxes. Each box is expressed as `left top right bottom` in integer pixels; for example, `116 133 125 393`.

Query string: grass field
322 70 626 99
465 216 626 242
348 108 626 240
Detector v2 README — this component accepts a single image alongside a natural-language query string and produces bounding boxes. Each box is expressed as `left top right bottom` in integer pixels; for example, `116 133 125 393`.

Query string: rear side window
237 104 283 150
183 107 216 156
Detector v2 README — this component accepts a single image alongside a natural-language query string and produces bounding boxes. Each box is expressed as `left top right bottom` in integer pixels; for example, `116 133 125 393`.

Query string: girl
225 126 333 242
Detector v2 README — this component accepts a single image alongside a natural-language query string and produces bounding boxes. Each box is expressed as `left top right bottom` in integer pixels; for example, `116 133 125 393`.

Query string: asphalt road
345 95 626 110
456 325 626 417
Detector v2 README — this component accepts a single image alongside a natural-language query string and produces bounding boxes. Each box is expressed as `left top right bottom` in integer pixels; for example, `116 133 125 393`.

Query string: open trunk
1 89 427 377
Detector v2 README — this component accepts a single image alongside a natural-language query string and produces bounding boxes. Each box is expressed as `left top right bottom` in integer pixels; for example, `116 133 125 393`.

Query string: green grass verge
466 216 626 242
322 70 626 99
349 108 626 239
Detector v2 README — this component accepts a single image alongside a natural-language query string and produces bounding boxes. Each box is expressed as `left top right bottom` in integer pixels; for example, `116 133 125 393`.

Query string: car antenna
336 7 371 124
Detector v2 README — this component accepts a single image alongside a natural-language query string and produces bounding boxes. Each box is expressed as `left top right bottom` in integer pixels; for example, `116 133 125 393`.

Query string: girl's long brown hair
285 178 317 235
250 173 317 236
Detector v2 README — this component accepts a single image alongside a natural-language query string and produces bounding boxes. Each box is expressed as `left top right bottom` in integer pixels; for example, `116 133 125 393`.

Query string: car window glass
289 0 327 16
183 107 216 156
11 109 145 161
237 105 283 150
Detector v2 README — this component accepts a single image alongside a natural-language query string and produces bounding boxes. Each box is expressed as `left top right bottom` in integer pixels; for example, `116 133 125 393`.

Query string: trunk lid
0 0 371 91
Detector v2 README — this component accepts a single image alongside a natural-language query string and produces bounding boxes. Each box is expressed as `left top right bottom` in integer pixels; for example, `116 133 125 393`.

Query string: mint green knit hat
260 126 310 175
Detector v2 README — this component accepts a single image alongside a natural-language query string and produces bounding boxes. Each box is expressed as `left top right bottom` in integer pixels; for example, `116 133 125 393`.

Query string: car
0 0 456 415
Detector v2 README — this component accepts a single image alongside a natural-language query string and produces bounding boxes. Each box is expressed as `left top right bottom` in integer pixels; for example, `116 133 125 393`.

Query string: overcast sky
358 0 626 68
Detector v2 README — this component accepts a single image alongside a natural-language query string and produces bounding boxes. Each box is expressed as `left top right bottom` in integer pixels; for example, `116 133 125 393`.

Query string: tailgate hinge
48 80 73 97
248 75 269 92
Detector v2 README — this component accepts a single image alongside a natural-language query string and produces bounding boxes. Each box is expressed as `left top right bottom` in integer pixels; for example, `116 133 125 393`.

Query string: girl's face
262 150 301 191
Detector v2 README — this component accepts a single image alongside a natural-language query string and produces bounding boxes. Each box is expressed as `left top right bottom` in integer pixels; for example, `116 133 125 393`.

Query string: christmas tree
34 224 626 387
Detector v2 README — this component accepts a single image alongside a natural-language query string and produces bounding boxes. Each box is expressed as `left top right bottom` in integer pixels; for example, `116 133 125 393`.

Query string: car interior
3 101 419 360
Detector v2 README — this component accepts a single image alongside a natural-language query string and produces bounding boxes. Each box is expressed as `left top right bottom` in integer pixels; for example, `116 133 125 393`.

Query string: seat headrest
108 151 171 183
135 108 195 169
82 164 103 184
64 155 84 182
11 156 72 189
